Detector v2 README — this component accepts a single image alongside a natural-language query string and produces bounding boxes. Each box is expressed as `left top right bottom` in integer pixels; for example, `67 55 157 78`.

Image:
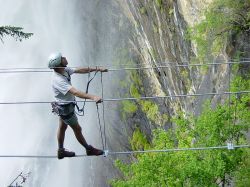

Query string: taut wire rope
100 72 107 149
0 144 249 158
1 60 250 73
228 63 232 141
0 60 249 159
232 93 239 142
227 64 241 143
0 91 249 105
96 103 105 150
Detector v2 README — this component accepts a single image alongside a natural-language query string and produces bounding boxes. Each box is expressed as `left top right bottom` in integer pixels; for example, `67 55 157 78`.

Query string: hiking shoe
86 145 104 156
57 148 75 159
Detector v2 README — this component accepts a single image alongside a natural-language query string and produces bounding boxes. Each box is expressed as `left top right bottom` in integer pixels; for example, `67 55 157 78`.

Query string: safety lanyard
75 67 98 116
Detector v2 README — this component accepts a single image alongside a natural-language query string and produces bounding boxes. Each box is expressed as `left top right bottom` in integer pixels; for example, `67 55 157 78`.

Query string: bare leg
70 123 104 156
69 123 89 149
57 118 68 149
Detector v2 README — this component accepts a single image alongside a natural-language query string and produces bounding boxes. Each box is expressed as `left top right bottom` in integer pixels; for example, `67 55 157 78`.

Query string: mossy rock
140 7 147 15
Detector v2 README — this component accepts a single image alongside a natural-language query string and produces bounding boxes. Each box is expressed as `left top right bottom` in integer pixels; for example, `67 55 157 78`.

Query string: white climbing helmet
48 52 62 69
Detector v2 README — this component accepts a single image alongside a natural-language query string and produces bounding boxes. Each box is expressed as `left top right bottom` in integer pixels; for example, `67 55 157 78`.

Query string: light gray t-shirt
52 67 75 104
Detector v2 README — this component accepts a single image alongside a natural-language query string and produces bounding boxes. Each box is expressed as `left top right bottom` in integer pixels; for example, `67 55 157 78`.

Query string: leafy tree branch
0 26 33 42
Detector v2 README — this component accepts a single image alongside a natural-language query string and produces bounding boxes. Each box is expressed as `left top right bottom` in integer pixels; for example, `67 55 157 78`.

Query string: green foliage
129 70 169 126
234 149 250 187
129 71 142 98
153 24 158 34
130 84 140 98
187 0 250 62
155 0 162 9
168 8 174 16
231 74 250 92
139 99 169 126
111 74 250 186
130 128 151 151
118 60 169 126
180 68 191 91
140 100 160 123
112 48 140 121
0 26 33 42
121 100 138 114
149 48 158 59
139 7 147 15
115 47 168 124
140 100 157 118
119 71 139 120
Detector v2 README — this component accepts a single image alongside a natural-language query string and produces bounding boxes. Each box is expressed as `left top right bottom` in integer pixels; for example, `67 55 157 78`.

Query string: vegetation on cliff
112 74 250 186
187 0 250 62
112 0 250 186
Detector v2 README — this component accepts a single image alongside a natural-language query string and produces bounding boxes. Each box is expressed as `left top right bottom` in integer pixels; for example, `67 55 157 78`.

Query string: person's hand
93 96 103 103
98 67 108 72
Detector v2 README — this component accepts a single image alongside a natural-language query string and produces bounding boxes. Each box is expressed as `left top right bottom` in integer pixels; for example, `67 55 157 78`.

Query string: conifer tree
0 26 33 42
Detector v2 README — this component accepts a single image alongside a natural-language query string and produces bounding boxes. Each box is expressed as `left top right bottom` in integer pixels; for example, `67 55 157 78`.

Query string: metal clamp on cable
227 142 234 150
103 150 109 157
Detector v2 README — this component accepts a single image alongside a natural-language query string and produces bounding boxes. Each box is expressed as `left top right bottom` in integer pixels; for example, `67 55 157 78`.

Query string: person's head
48 52 68 72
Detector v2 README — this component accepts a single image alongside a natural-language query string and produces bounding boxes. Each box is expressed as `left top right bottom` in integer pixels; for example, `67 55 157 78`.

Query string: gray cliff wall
115 0 237 118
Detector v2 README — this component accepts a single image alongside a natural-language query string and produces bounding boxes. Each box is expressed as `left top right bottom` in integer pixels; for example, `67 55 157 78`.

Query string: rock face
115 0 234 118
177 0 213 26
99 0 250 185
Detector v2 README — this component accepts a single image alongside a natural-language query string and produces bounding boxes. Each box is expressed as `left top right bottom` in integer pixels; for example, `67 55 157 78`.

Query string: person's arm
74 67 108 74
68 86 102 103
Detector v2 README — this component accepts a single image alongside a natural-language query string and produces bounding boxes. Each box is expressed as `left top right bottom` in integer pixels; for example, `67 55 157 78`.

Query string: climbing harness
51 67 98 118
51 102 75 120
51 69 73 118
61 70 71 82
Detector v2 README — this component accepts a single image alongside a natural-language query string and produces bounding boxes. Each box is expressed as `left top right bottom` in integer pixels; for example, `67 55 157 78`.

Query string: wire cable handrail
0 144 248 158
0 91 249 105
108 144 249 155
0 60 250 73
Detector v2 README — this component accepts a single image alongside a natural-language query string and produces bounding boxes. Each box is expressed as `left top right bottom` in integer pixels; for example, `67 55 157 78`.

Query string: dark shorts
57 103 78 126
60 113 78 126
